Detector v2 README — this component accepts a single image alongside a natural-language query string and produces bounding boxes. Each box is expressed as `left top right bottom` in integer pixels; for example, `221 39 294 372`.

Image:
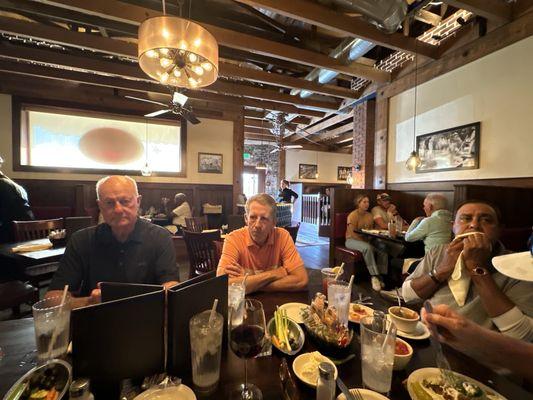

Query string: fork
352 388 364 400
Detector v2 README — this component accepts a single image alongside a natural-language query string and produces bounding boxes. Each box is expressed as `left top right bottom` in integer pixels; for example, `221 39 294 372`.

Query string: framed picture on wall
298 163 318 179
416 122 480 173
198 152 223 173
337 166 352 181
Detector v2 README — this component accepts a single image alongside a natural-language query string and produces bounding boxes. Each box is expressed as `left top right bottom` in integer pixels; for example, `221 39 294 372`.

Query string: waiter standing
278 179 298 203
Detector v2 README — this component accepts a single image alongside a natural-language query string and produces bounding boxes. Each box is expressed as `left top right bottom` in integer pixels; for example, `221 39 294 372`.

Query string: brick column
352 99 375 189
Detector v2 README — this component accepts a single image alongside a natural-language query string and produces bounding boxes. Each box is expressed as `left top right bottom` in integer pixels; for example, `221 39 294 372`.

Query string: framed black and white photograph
416 122 480 173
337 166 352 181
198 152 223 173
298 163 318 179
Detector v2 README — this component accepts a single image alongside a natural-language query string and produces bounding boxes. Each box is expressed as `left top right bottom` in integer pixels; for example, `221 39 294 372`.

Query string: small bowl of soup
393 338 413 370
388 306 419 333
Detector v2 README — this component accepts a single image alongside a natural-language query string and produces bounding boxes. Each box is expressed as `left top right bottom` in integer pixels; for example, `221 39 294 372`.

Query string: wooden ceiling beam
0 41 334 113
233 0 438 59
219 62 360 100
310 122 353 142
288 111 354 142
28 0 390 81
443 0 512 23
0 58 324 117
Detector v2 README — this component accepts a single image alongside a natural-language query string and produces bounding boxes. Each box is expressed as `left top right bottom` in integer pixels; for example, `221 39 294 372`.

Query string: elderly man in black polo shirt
46 175 179 308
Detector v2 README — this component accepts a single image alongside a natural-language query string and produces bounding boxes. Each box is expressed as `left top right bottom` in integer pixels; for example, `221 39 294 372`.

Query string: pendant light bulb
405 151 422 171
141 162 152 176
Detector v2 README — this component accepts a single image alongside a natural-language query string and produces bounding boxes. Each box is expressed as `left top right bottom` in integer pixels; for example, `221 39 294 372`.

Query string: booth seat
333 213 365 276
31 206 73 220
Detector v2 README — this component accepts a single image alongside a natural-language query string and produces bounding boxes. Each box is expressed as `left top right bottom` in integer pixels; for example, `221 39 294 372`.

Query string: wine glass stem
244 358 248 392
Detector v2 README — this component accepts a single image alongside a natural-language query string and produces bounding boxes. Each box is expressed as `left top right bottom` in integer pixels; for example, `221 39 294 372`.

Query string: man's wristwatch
428 268 441 285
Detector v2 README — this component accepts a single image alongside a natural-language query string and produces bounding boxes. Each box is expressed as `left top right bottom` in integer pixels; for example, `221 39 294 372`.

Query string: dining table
0 269 530 399
355 229 424 259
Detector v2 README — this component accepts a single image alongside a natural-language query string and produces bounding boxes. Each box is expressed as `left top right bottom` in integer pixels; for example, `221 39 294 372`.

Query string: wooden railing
320 195 330 226
301 194 321 224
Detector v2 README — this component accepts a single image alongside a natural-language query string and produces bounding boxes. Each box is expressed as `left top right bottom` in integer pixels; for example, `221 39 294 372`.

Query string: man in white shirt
402 200 533 340
166 193 192 227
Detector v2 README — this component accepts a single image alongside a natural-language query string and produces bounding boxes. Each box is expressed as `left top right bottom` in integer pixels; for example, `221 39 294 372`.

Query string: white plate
337 388 389 400
348 303 374 324
407 367 507 400
292 352 338 388
386 315 430 340
279 302 307 324
133 385 196 400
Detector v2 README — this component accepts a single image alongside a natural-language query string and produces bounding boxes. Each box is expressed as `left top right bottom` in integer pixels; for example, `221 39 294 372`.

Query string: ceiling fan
125 91 201 124
265 112 326 153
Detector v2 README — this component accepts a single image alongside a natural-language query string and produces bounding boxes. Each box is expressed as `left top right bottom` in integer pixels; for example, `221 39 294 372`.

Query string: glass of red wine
229 298 266 400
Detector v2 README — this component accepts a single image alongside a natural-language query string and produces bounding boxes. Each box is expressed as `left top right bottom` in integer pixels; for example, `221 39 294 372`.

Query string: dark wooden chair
0 280 39 316
185 216 209 232
183 229 222 279
13 218 64 242
283 222 301 244
13 218 64 288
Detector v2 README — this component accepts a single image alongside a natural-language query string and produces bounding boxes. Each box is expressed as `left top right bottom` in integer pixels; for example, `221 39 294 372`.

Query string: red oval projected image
79 127 144 164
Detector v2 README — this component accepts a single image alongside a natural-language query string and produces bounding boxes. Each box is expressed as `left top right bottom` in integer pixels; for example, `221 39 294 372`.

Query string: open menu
70 272 228 381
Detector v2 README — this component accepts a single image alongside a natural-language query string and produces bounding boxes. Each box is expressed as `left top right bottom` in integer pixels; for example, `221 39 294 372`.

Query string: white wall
285 149 353 183
0 94 234 184
388 36 533 183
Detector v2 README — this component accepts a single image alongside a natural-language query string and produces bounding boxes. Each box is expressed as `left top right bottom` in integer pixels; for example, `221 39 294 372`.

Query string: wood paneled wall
19 179 233 219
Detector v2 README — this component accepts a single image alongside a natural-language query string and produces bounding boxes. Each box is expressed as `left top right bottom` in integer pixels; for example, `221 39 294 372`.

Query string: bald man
47 176 179 308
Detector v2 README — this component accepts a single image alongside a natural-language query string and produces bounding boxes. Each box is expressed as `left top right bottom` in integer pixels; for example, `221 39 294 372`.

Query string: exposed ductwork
292 0 407 99
318 0 408 34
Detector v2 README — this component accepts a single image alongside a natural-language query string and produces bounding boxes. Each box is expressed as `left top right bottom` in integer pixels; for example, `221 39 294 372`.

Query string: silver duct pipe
318 0 407 34
291 37 375 98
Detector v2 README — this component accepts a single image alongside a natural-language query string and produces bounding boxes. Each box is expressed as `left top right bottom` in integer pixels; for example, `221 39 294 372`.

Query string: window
14 101 186 176
242 172 259 199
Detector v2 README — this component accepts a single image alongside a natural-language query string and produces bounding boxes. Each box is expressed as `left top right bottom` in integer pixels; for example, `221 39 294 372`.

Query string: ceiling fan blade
270 148 280 154
145 109 171 118
125 95 168 107
181 109 201 125
284 145 303 149
291 128 328 146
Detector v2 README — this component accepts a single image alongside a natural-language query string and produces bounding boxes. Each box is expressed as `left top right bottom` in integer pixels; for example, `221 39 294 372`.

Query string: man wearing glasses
46 175 179 308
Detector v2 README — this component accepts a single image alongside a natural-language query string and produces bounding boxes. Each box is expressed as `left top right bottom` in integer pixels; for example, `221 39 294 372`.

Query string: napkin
12 242 53 253
448 252 470 306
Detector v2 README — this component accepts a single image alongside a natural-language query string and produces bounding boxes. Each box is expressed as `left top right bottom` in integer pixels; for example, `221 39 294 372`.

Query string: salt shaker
316 362 335 400
69 378 94 400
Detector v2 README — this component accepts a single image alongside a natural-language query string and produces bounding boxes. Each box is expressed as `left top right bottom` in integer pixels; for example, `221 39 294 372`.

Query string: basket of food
300 293 353 359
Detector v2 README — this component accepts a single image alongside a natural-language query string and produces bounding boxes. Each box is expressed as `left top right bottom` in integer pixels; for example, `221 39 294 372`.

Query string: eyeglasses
101 197 137 209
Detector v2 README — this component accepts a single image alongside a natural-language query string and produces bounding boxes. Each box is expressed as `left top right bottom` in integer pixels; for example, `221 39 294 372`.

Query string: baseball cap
492 252 533 282
376 193 391 201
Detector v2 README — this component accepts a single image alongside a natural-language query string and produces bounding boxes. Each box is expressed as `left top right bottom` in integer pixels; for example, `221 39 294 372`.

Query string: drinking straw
208 298 219 327
242 272 249 288
348 274 355 291
381 319 394 351
47 284 69 358
334 262 345 280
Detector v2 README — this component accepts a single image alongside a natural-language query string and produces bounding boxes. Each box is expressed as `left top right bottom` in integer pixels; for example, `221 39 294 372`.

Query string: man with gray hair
217 193 308 293
405 192 453 253
47 175 178 308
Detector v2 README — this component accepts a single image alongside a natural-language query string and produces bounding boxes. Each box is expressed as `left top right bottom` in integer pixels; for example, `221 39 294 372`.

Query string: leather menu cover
166 274 228 377
71 289 165 381
100 281 164 303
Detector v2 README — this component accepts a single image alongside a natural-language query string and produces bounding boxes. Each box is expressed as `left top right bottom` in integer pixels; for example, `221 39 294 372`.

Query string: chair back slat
13 218 64 242
182 229 221 279
185 216 209 232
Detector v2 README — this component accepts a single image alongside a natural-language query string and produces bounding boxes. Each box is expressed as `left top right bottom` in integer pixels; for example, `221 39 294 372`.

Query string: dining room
0 1 532 399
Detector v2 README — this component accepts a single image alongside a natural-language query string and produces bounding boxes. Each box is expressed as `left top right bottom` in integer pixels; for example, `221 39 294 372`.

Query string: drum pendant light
138 0 218 89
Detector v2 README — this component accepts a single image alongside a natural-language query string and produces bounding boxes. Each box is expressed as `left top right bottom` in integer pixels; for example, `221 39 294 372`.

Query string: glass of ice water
228 282 245 327
189 310 224 394
360 315 396 395
32 295 71 363
327 280 351 327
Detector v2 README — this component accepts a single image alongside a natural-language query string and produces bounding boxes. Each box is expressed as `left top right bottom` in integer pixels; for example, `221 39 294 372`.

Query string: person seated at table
163 192 192 229
405 192 453 253
46 175 179 308
216 193 308 293
345 194 388 292
0 155 35 243
402 200 533 340
278 179 298 203
371 193 407 230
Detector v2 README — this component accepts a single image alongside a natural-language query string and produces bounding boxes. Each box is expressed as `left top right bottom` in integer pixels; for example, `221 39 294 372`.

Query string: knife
336 377 355 400
423 300 459 388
